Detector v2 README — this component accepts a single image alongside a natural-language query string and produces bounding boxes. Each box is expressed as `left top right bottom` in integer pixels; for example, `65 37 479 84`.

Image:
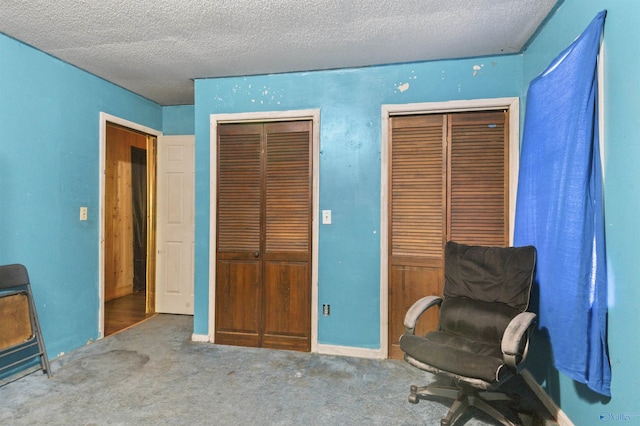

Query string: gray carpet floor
1 314 555 425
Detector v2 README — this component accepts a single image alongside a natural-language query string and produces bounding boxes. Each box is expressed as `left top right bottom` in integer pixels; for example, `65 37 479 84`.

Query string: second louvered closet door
388 111 509 359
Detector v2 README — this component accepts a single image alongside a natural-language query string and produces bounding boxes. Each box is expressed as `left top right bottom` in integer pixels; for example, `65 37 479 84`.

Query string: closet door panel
262 121 312 351
215 124 263 347
388 115 447 359
448 111 508 246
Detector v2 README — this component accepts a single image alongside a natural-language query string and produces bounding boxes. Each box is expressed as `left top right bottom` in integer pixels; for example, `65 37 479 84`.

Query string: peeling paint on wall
222 82 285 106
393 71 419 94
473 64 485 76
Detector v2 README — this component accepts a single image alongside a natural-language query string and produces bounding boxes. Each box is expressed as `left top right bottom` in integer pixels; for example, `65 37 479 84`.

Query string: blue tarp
514 11 610 396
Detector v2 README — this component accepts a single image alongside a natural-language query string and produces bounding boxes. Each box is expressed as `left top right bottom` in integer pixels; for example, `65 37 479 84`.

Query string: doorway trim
208 109 320 351
379 97 520 358
98 112 162 338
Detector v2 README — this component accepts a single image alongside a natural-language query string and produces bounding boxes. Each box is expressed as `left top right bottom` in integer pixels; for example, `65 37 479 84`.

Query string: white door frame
98 112 162 338
208 109 321 351
379 97 520 358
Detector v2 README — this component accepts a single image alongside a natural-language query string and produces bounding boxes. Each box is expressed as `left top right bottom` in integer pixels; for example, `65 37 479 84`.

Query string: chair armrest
403 296 442 335
501 312 537 370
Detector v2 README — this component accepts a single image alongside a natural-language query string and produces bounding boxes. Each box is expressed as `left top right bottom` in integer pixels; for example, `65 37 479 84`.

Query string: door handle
254 251 260 258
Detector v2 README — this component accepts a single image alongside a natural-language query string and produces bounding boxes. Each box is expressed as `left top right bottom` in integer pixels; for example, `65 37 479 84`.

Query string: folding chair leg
28 294 52 378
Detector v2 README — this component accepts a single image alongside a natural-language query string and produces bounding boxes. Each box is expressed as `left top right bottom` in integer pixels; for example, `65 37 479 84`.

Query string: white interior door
156 135 195 314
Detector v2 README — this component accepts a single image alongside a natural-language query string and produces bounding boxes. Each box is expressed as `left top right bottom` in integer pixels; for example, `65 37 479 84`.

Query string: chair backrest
443 241 536 311
0 264 30 290
438 242 536 345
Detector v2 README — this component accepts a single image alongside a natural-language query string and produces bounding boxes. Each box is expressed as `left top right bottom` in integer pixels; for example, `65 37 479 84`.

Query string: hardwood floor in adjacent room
104 291 154 336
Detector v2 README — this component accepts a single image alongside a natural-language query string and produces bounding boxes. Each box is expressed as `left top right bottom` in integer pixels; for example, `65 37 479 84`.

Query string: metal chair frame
0 264 52 382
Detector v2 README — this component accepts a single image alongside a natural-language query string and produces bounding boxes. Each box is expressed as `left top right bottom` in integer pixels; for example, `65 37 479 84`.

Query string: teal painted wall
522 0 640 423
162 105 195 135
193 56 523 346
0 34 162 359
5 3 636 421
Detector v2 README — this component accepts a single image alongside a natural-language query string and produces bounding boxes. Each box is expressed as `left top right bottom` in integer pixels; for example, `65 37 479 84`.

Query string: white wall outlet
322 210 332 225
80 206 88 221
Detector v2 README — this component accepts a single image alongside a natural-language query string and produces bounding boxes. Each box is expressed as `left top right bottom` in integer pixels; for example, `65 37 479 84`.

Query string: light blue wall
6 3 636 420
162 105 195 135
0 34 162 359
522 0 640 423
193 56 523 346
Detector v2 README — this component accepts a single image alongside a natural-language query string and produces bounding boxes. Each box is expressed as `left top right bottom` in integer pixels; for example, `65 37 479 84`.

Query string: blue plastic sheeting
514 11 610 396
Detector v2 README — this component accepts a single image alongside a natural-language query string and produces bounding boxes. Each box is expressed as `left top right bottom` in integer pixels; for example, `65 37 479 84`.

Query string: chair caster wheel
408 394 419 404
440 419 451 426
410 385 418 393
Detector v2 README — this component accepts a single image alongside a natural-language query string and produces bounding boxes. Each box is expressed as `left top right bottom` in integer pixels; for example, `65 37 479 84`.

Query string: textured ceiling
1 0 558 105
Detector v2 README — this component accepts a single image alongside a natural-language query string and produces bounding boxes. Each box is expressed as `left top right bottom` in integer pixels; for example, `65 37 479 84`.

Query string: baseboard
521 369 574 426
191 333 210 343
316 343 383 359
188 336 382 359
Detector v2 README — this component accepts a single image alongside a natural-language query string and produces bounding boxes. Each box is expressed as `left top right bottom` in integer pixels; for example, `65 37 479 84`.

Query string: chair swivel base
408 383 521 426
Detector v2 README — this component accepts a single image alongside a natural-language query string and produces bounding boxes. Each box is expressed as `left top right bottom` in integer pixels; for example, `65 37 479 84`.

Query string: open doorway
104 122 157 336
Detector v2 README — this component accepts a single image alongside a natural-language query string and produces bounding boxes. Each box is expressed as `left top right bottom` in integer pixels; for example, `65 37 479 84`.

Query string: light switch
322 210 331 225
80 207 88 221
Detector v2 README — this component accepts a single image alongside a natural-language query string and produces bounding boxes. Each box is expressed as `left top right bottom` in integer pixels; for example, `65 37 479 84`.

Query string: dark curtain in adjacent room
131 147 147 293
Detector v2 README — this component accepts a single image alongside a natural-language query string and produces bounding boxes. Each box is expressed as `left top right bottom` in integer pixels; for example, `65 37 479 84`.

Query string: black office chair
0 264 52 381
400 241 536 426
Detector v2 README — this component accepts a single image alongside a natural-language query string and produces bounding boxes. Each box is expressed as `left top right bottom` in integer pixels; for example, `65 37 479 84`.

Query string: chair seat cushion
400 331 506 383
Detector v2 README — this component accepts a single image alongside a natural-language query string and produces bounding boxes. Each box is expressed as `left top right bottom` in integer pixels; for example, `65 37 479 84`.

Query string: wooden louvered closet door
388 111 508 359
215 121 312 352
448 112 509 245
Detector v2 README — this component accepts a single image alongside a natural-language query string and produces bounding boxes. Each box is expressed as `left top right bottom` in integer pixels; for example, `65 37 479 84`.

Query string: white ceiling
1 0 558 106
